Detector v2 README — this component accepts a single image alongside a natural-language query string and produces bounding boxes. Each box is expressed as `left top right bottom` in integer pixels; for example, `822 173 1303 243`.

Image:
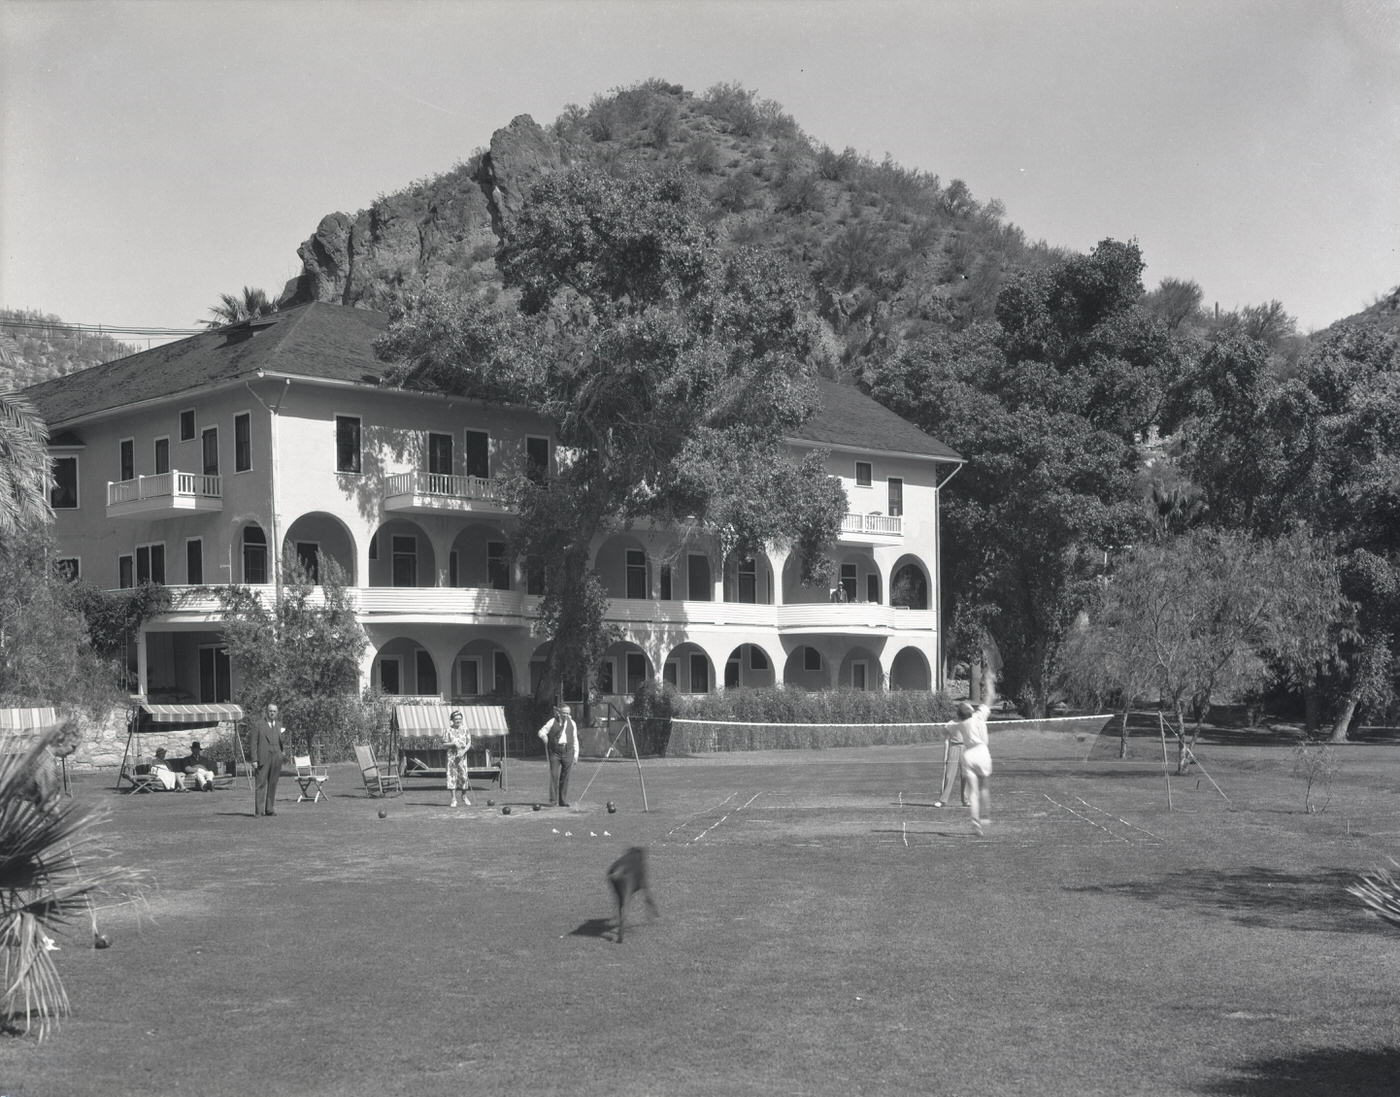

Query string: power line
0 316 206 338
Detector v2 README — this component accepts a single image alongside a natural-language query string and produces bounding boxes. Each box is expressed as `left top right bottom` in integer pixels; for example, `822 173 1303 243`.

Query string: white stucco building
24 303 962 708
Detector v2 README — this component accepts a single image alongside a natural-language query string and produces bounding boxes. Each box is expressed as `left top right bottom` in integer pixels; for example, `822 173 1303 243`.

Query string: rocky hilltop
278 81 1052 370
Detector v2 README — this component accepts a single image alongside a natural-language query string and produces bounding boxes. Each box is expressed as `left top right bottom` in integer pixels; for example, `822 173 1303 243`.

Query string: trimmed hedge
630 684 959 755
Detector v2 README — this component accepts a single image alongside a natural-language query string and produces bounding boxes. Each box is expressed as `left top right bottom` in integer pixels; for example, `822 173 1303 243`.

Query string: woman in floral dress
445 709 473 807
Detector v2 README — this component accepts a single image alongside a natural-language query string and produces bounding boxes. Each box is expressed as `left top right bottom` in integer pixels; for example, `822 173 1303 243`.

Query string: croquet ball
93 934 111 950
502 805 512 815
607 801 616 813
377 809 387 819
487 799 495 806
533 803 541 811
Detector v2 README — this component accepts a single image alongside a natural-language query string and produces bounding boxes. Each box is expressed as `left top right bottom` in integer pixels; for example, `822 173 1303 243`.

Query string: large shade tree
1175 322 1400 737
377 166 846 699
866 239 1185 713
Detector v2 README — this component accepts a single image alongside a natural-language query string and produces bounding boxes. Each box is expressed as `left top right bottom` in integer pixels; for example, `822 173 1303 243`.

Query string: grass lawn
4 724 1399 1097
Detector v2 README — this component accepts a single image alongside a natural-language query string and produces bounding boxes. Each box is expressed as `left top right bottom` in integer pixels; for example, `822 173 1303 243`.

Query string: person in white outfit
955 700 992 834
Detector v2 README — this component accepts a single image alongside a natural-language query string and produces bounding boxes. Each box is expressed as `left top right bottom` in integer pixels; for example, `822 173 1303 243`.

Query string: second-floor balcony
383 471 512 516
107 470 222 520
150 585 938 636
840 511 903 543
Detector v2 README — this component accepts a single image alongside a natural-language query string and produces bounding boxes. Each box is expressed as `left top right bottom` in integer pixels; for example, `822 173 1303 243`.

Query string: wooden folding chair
293 754 329 803
354 744 402 798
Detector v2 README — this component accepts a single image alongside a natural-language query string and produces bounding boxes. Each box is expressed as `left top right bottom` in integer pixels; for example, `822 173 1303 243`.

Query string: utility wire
0 317 206 338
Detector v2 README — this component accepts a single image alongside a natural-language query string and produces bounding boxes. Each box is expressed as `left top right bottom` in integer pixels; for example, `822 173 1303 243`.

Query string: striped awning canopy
394 704 508 737
136 702 244 724
0 707 61 732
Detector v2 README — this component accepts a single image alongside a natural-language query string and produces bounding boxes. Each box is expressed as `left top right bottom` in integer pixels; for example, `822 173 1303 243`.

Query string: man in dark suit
250 701 285 817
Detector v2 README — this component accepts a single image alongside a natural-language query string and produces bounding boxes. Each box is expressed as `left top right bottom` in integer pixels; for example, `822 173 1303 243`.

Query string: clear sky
2 0 1397 342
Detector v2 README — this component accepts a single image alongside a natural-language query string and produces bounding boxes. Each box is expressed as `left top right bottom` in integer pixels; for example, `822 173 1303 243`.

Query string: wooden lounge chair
293 754 329 803
354 744 402 798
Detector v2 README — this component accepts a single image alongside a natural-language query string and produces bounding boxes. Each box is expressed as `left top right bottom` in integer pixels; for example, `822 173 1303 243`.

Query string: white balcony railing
383 471 507 512
106 470 222 517
840 512 903 538
150 586 937 636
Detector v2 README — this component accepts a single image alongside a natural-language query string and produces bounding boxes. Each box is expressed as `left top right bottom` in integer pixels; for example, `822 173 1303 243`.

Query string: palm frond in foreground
1348 859 1400 929
1 727 144 1040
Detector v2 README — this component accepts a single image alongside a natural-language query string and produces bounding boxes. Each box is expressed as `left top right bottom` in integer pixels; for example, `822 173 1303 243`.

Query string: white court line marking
665 791 740 838
1074 796 1164 841
689 813 732 843
1043 793 1131 843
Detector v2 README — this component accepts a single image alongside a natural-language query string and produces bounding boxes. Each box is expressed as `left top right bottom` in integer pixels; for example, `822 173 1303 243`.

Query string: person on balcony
446 710 472 808
537 704 579 807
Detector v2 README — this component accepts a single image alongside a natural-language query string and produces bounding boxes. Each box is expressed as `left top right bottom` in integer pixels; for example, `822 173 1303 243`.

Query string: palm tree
1 727 143 1038
0 391 52 541
200 286 278 329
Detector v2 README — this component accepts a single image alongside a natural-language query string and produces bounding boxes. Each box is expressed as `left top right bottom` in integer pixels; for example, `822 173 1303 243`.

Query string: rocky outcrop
282 115 566 311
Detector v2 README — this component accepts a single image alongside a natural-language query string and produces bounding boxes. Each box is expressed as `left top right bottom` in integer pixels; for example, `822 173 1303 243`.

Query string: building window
689 653 710 694
135 543 165 584
55 558 80 582
415 650 438 696
803 647 822 672
296 542 320 583
687 554 711 601
725 656 740 688
243 526 267 584
867 574 880 603
599 659 615 696
186 539 203 585
235 413 251 472
336 415 362 473
626 653 647 693
198 645 231 703
840 563 858 602
51 456 78 509
458 658 482 696
525 436 549 484
118 554 134 589
180 409 196 442
855 461 872 488
465 430 489 479
428 432 453 477
888 477 903 518
487 542 510 590
119 438 134 482
201 427 219 476
736 557 757 604
391 535 417 587
663 661 677 687
494 651 514 695
749 646 769 671
154 437 170 475
852 661 868 690
626 550 647 599
449 551 459 587
659 564 672 600
377 657 402 695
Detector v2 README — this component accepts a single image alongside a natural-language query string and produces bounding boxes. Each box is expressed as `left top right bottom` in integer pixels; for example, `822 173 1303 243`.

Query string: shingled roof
796 378 961 462
23 303 391 427
23 302 960 462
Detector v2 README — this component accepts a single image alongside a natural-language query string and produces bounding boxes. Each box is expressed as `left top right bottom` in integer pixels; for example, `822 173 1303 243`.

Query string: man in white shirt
537 704 579 807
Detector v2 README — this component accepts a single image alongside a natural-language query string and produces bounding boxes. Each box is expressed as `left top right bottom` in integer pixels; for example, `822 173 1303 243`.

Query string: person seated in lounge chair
150 748 187 791
181 740 218 791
